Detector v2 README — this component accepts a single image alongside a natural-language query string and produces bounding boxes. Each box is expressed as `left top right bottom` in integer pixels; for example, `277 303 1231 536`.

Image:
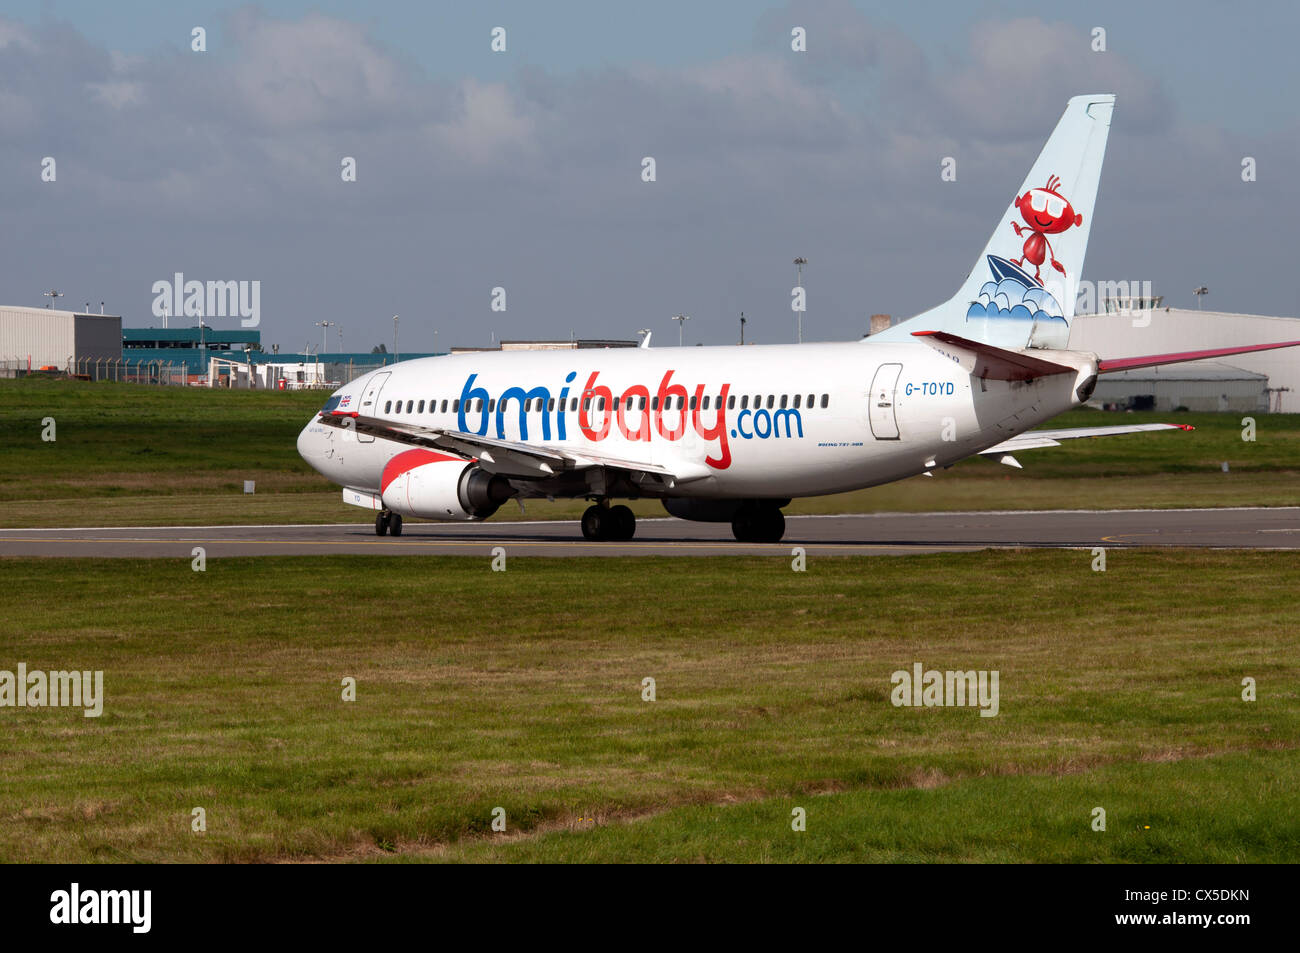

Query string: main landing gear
374 510 403 537
731 503 785 543
581 502 636 541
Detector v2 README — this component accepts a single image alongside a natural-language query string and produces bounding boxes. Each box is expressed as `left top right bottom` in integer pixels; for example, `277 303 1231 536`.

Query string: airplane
297 93 1299 543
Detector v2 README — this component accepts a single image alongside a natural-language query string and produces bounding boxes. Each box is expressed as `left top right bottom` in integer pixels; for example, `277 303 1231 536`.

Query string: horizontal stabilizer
1098 340 1300 373
912 330 1077 381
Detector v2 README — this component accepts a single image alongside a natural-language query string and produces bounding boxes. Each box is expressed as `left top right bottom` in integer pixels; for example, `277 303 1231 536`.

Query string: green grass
1 377 1296 527
1 550 1295 863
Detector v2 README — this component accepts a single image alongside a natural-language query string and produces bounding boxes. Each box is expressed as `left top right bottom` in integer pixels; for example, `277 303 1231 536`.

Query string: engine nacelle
381 449 515 521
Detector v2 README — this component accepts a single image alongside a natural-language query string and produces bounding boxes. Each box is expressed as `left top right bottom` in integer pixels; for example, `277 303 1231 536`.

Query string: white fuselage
297 340 1095 503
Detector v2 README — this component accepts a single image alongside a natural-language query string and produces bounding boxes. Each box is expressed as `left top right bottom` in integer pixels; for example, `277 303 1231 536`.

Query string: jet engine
380 449 515 521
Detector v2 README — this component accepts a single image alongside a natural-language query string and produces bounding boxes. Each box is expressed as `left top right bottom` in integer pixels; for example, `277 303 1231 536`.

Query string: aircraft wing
978 422 1193 462
317 411 699 484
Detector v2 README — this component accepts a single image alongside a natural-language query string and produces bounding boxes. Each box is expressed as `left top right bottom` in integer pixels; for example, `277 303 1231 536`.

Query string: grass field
0 377 1297 527
1 550 1296 863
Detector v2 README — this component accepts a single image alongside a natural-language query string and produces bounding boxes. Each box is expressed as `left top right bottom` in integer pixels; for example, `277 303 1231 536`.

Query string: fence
68 357 189 385
0 357 186 385
322 361 391 385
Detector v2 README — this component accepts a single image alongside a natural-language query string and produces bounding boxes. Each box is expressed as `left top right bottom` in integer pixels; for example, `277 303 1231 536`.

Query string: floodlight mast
672 314 690 346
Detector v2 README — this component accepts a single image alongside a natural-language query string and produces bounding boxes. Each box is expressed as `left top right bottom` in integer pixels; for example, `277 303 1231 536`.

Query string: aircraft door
356 371 391 443
869 363 902 440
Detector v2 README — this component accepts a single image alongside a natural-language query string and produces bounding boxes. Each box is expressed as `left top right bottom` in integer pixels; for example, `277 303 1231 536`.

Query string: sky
2 0 1297 352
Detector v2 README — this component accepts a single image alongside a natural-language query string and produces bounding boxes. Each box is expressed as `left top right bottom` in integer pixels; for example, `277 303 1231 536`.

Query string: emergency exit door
869 363 902 439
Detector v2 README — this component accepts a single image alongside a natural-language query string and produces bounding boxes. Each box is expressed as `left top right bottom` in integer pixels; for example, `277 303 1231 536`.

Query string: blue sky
1 1 1296 352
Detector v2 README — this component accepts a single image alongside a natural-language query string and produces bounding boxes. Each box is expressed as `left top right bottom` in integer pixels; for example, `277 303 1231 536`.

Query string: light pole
315 321 335 354
739 312 746 345
672 314 690 347
43 289 63 309
1193 286 1208 310
198 317 208 380
392 314 400 361
793 257 808 343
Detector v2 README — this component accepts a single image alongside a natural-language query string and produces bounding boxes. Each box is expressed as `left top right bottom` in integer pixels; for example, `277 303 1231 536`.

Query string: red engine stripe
380 448 464 495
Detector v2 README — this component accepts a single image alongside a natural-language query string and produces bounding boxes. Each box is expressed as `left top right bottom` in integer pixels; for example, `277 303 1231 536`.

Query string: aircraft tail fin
871 94 1115 350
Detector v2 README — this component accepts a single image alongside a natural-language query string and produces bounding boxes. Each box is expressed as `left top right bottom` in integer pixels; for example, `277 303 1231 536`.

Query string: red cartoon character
1010 175 1082 283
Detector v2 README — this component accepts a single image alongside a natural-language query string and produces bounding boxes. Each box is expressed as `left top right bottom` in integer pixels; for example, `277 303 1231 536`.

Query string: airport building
123 327 442 383
1091 361 1269 413
123 327 261 373
0 305 122 370
1070 304 1300 413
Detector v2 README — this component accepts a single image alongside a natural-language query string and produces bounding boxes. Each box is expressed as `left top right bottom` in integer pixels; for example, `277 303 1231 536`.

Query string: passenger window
571 397 578 412
598 396 606 411
678 396 685 410
584 397 591 411
441 400 448 413
652 396 659 410
384 400 391 413
766 395 774 409
794 394 801 409
418 400 425 413
741 395 749 410
548 398 555 412
702 396 710 410
821 394 829 408
639 396 647 410
728 395 736 410
689 395 697 411
780 395 788 409
452 399 459 412
808 393 815 408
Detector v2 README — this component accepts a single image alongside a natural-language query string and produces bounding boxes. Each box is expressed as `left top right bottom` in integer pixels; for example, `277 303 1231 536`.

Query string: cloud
0 7 1290 350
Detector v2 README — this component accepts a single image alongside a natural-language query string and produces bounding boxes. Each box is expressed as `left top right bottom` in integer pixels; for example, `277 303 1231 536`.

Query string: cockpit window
322 395 342 413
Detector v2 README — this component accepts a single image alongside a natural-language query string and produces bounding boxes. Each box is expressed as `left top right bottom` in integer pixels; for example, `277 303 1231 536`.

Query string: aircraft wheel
732 505 785 543
389 513 403 537
608 505 636 541
755 507 785 543
375 512 389 536
581 505 606 540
